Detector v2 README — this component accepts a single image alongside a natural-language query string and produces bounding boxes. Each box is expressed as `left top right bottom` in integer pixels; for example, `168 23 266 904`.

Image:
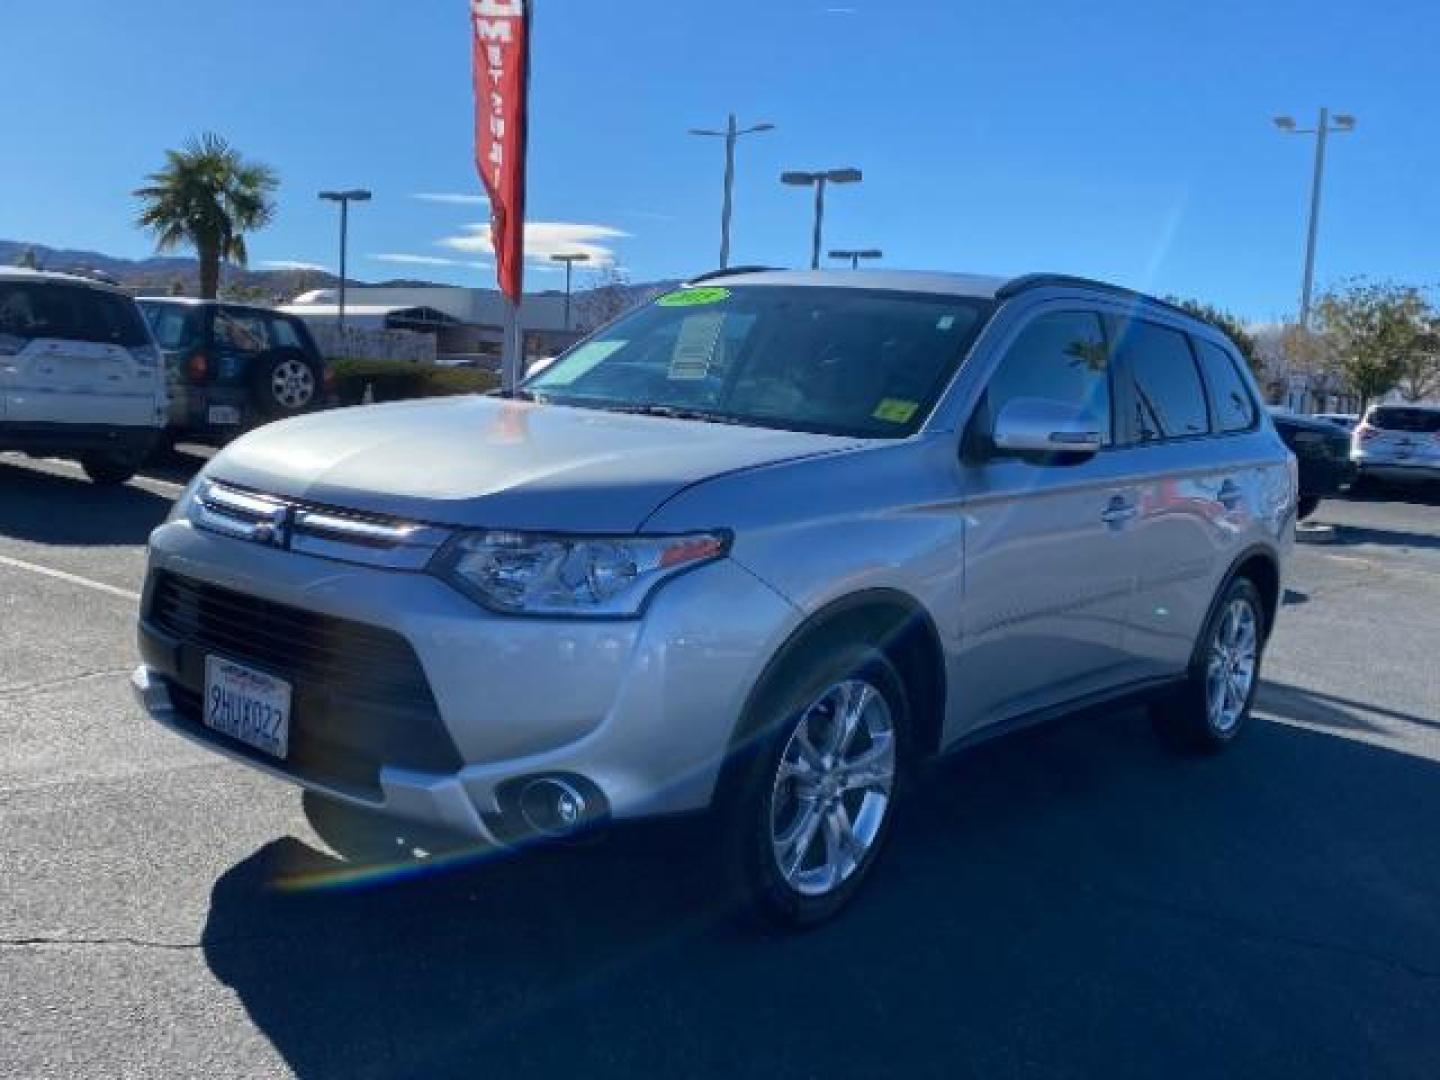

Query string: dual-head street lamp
829 248 882 270
689 114 776 270
1272 108 1356 328
781 168 862 270
550 252 591 330
318 189 372 330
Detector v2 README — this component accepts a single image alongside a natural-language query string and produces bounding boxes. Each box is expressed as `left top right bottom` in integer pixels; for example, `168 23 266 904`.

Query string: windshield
525 285 990 438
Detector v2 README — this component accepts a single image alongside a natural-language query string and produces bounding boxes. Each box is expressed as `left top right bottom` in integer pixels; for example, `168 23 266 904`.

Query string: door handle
1216 480 1242 509
1100 497 1138 526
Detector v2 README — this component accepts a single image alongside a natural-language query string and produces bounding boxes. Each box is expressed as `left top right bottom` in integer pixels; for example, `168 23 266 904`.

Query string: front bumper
134 519 800 844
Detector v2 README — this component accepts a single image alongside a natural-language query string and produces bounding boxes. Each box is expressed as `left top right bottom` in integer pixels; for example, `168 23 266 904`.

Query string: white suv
0 268 167 484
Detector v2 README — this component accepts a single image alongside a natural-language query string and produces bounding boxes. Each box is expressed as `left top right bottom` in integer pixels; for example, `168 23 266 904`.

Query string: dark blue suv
137 298 332 444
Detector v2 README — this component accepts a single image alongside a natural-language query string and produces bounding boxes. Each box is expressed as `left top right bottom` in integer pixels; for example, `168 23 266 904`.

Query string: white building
281 287 582 366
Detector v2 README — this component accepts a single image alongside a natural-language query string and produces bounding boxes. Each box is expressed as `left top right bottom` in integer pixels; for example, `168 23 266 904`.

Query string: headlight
166 472 208 523
432 530 730 617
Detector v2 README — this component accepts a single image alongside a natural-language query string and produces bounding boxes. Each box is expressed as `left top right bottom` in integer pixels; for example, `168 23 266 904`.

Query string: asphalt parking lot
2 451 1437 1079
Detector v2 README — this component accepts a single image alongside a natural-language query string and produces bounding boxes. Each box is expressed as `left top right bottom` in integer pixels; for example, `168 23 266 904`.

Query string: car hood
206 395 860 532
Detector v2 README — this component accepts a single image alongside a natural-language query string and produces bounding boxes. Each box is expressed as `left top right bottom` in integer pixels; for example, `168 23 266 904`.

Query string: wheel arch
1193 544 1282 667
726 588 948 767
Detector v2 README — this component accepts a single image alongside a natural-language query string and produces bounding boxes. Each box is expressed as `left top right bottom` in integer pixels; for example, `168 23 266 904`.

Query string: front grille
150 571 431 703
145 571 462 795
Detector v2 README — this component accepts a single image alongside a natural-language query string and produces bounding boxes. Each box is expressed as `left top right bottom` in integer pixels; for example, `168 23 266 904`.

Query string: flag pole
502 301 522 390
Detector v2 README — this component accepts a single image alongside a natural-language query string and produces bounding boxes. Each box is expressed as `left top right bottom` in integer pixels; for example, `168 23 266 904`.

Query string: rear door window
214 308 272 354
1193 339 1257 433
1116 322 1211 441
1368 407 1440 433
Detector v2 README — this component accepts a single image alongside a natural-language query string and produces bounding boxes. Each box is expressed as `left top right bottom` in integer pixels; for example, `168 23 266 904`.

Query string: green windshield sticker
656 286 731 307
873 398 920 424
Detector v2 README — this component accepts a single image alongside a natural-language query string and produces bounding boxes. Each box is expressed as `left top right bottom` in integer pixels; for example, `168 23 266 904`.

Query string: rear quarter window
1193 339 1257 432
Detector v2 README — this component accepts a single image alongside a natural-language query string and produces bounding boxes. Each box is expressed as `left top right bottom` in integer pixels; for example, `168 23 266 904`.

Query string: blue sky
2 0 1437 320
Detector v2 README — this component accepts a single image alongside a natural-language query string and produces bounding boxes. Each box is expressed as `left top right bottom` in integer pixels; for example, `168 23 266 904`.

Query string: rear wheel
723 644 909 930
1153 577 1265 752
79 449 141 486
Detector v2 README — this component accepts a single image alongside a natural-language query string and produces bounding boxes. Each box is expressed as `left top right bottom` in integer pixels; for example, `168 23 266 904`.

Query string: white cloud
824 6 858 13
413 192 490 206
262 259 328 272
438 221 628 268
368 252 491 270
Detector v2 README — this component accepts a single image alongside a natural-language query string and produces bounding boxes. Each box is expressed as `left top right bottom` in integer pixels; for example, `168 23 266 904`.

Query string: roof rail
996 273 1193 319
686 265 782 284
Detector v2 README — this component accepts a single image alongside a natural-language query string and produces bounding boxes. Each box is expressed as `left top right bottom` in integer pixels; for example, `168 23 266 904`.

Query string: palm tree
134 133 278 299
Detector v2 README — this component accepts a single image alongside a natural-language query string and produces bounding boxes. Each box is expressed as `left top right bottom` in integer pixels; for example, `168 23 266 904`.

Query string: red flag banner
471 0 530 304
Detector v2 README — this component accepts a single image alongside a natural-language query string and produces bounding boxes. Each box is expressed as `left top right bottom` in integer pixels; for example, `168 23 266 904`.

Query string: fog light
518 778 588 836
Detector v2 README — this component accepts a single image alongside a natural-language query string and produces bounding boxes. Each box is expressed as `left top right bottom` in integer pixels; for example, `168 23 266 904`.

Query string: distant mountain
0 240 444 300
0 239 682 310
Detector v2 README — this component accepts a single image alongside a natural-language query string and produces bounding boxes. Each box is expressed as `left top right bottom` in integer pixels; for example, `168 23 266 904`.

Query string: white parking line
0 553 140 603
35 457 188 497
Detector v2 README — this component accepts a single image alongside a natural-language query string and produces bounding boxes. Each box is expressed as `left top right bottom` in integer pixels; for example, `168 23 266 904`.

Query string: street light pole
690 114 775 270
550 252 591 330
829 248 882 270
318 189 372 332
1273 108 1355 327
781 168 863 269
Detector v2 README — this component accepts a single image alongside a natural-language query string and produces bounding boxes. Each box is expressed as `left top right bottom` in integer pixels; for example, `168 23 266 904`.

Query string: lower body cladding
132 520 798 847
1354 456 1440 485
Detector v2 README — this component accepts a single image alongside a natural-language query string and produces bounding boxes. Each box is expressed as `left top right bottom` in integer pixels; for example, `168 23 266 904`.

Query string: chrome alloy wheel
770 678 897 897
1206 597 1258 733
271 358 316 410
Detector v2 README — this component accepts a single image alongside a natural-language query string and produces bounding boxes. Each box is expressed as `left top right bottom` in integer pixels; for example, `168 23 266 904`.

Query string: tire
1152 576 1267 753
1296 493 1320 520
721 643 910 930
251 349 320 420
79 450 140 486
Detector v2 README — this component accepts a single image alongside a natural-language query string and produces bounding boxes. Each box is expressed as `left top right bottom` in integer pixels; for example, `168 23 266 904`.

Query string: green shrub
329 359 499 405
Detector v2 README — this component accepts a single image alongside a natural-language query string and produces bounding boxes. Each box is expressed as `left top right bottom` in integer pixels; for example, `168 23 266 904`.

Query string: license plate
208 405 242 426
203 656 291 759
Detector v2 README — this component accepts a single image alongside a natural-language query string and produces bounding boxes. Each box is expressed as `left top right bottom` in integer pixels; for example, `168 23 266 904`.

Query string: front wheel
79 449 141 486
1153 577 1266 752
724 645 909 930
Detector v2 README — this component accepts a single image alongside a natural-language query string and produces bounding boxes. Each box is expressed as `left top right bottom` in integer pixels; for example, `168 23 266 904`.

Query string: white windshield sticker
535 340 624 386
668 312 725 381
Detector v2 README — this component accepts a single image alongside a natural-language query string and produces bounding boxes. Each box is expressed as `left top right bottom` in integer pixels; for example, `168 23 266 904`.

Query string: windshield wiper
597 404 748 426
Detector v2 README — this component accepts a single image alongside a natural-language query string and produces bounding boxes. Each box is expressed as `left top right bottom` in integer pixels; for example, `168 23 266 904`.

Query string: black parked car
1269 409 1355 519
137 298 332 444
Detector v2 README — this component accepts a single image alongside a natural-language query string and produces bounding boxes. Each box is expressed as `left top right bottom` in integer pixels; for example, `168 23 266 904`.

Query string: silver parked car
134 271 1295 927
1352 403 1440 486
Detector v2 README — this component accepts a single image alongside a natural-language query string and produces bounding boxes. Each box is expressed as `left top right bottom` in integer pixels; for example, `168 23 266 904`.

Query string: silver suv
134 271 1295 927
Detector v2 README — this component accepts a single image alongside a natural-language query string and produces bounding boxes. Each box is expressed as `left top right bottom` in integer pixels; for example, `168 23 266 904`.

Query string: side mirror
991 397 1105 458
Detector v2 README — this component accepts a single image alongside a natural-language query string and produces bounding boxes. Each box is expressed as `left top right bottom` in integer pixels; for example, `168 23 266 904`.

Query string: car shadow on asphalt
1332 524 1440 552
0 457 176 546
200 707 1440 1079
